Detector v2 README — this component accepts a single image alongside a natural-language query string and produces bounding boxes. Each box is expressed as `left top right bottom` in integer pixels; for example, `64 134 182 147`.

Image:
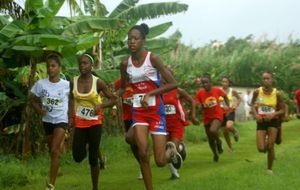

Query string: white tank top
126 52 162 111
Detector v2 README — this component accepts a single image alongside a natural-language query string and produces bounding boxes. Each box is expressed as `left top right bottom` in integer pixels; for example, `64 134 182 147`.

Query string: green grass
1 120 300 190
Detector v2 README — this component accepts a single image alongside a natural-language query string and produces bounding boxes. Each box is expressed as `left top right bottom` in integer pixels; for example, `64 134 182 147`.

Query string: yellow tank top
256 87 277 115
73 75 103 122
219 88 233 108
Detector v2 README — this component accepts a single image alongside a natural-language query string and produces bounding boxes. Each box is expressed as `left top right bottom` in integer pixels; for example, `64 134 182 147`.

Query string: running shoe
178 143 186 161
99 155 107 169
216 141 223 154
137 171 143 180
45 183 55 190
234 130 240 142
266 169 273 175
166 142 182 169
169 173 180 180
213 154 219 162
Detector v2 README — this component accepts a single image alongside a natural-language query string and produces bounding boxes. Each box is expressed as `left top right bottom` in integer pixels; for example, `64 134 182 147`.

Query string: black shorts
222 112 235 126
124 120 132 132
43 122 67 136
256 119 280 131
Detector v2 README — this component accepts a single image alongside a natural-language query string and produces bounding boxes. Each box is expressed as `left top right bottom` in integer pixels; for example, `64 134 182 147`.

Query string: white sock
169 163 179 177
178 144 183 152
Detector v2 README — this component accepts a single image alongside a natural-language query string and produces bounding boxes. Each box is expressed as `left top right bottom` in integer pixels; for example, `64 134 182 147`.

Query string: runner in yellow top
251 71 284 175
69 53 116 190
219 76 241 153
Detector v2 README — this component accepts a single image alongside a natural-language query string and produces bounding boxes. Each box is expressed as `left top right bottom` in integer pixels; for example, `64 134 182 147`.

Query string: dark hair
263 71 273 77
202 73 211 80
46 53 62 66
81 53 95 64
221 76 232 85
129 23 149 39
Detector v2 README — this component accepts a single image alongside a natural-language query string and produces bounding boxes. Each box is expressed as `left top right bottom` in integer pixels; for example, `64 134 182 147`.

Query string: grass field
1 120 300 190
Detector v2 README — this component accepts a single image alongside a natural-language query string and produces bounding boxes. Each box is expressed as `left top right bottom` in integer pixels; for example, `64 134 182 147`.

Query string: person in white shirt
31 53 70 190
243 89 252 120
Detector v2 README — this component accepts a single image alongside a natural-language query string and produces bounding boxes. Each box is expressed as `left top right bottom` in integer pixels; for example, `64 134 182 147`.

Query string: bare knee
139 149 150 163
50 147 61 158
267 143 274 151
209 129 218 136
155 158 165 167
258 148 266 153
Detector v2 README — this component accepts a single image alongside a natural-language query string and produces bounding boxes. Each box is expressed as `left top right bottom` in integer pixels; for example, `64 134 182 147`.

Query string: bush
0 156 29 187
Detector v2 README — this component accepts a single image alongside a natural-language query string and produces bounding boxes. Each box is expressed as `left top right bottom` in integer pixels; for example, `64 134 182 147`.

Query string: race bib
42 96 63 108
165 104 176 115
76 105 98 120
123 97 133 106
132 94 156 108
258 106 275 115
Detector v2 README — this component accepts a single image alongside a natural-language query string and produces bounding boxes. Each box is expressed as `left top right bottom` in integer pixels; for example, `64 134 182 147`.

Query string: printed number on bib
133 94 156 108
76 106 98 120
165 104 176 115
42 97 63 108
258 106 275 115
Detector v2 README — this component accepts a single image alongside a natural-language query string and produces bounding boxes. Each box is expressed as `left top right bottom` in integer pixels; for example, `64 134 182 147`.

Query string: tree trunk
22 57 37 159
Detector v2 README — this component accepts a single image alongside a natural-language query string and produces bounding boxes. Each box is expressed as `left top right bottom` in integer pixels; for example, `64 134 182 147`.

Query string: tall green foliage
162 36 300 98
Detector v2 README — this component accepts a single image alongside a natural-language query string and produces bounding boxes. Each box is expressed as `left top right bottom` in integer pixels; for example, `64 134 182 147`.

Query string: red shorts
132 112 166 135
166 120 185 141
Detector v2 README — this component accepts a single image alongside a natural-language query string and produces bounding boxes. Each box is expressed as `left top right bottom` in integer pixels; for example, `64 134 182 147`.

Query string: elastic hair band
83 53 94 64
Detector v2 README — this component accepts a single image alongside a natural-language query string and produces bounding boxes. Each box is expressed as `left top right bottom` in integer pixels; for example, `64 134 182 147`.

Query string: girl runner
251 71 284 174
162 70 199 179
119 23 181 190
31 53 69 190
194 74 229 162
219 76 241 152
69 53 116 190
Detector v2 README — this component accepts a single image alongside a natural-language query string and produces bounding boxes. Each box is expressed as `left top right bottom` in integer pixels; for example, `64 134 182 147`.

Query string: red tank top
163 89 189 126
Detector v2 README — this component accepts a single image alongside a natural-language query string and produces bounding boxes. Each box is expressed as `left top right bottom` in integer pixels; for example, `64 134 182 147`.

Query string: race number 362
42 97 62 108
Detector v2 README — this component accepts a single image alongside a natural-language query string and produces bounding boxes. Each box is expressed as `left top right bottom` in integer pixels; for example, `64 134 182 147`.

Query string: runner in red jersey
119 23 181 190
163 84 199 179
294 89 300 118
194 74 229 162
114 79 142 178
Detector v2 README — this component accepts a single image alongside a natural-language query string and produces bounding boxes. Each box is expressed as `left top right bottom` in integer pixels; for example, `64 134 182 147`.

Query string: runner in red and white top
162 69 199 179
119 23 181 190
194 74 229 162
